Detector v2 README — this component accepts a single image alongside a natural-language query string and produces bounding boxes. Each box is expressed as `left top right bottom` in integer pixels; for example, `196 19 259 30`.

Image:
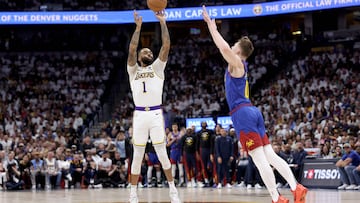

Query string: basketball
147 0 167 12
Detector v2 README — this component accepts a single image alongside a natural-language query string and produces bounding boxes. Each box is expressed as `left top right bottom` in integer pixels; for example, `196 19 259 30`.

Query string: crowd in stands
0 51 118 190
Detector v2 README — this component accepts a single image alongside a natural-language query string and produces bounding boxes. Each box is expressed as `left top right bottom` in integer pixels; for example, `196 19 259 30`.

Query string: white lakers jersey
127 58 166 107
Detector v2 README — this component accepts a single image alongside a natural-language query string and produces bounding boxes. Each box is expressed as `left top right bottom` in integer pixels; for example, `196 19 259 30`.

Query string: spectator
30 152 45 189
81 135 95 157
352 144 360 190
0 153 6 190
43 151 61 189
110 151 128 187
57 154 72 189
292 142 307 181
5 161 24 190
18 154 32 189
114 130 131 166
69 153 84 188
83 153 98 188
336 143 360 190
96 150 112 187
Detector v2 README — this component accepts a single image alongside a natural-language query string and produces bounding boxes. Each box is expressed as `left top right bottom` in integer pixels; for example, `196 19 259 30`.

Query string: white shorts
132 109 166 146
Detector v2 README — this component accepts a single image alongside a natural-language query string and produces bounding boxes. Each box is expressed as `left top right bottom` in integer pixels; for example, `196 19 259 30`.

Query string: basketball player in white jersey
127 10 181 203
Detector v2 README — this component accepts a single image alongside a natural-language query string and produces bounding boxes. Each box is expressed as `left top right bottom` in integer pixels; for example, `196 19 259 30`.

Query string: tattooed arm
127 11 142 67
155 11 170 62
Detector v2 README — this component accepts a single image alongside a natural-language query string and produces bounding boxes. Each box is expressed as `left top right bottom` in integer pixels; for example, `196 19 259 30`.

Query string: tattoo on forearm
130 30 140 47
160 23 170 44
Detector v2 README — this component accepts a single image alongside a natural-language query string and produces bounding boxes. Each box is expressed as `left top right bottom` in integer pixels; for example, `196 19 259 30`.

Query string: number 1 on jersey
142 81 147 93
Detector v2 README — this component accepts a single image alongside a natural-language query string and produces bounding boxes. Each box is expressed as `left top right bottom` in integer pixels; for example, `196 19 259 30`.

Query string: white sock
147 166 153 184
263 145 297 191
156 170 161 182
178 163 184 183
130 185 137 195
168 181 176 190
249 147 279 202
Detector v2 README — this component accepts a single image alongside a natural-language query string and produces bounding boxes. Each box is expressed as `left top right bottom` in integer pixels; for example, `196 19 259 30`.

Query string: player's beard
141 57 153 66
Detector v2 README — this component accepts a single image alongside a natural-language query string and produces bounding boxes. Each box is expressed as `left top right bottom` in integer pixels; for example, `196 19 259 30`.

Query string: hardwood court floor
0 187 359 203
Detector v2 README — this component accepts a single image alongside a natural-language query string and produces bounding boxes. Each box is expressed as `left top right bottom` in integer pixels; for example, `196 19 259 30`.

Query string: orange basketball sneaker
272 195 289 203
292 184 308 203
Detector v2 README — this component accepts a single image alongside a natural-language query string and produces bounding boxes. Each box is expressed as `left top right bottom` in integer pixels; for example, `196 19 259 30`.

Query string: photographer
6 162 24 190
109 151 127 187
19 154 32 189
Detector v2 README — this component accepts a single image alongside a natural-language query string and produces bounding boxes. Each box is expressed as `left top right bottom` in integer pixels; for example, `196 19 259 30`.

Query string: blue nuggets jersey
170 132 181 151
225 62 251 111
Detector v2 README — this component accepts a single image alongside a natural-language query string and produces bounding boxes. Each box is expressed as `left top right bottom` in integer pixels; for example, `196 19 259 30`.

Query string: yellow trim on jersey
133 142 147 147
245 80 250 99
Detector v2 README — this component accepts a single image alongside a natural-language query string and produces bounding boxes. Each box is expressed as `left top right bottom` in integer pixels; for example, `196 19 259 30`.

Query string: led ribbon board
0 0 359 24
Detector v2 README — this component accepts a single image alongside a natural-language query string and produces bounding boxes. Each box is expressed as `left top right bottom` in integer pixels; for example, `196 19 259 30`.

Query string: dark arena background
0 0 360 203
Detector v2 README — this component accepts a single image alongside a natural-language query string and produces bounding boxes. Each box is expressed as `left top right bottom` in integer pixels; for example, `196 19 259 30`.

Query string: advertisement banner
186 117 215 133
301 161 341 189
0 0 359 24
217 116 233 130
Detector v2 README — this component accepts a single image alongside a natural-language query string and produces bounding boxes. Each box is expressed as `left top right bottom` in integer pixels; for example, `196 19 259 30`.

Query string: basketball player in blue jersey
127 10 180 203
202 5 307 203
167 123 185 186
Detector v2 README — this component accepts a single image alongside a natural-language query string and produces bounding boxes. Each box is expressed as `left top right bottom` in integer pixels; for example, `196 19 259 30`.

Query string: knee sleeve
154 143 171 170
131 145 146 174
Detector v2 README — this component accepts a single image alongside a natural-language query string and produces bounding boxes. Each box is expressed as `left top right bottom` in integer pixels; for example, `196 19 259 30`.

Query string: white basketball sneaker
129 193 138 203
169 188 181 203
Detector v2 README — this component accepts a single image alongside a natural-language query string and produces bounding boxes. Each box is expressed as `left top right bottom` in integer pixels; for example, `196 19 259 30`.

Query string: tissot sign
301 162 341 189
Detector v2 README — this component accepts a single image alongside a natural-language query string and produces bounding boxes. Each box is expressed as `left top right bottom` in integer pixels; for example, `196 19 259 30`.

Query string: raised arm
127 11 142 67
202 5 244 75
155 11 170 62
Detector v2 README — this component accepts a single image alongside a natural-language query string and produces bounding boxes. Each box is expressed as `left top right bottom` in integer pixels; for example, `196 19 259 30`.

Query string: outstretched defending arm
202 5 244 75
127 11 142 67
155 11 170 62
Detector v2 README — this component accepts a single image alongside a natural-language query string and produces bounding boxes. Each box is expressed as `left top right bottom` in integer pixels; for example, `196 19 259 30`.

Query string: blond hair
238 36 254 58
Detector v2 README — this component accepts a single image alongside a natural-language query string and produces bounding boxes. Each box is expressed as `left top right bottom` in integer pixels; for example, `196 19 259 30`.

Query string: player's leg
129 112 148 203
153 155 162 187
150 112 180 203
147 154 154 187
200 148 210 185
257 108 307 203
170 151 177 181
177 153 184 186
235 107 286 203
263 144 297 189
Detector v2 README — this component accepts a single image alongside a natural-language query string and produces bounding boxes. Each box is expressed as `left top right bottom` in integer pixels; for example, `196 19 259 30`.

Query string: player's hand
202 5 217 30
202 5 211 23
155 10 166 23
133 10 142 27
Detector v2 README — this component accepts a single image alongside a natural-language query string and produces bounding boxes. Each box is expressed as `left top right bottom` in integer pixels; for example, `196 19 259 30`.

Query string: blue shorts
147 152 160 166
231 106 269 151
170 149 182 164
